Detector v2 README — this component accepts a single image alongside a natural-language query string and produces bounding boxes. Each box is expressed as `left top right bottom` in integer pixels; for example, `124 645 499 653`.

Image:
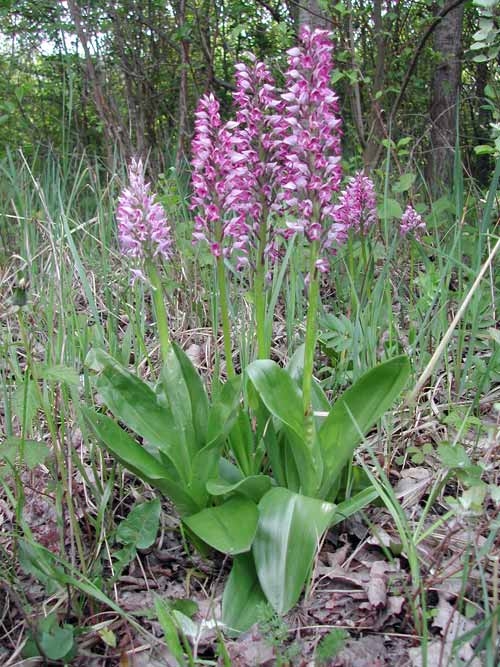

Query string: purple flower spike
190 94 235 258
117 158 172 262
400 205 426 237
273 26 343 260
333 172 378 238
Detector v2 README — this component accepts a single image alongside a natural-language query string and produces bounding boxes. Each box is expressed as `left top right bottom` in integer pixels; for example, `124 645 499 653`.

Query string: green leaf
252 488 336 614
13 378 40 434
318 356 410 499
330 487 379 527
392 172 416 193
159 343 208 454
437 443 471 469
39 623 75 661
287 344 330 414
83 408 200 515
87 349 190 481
246 360 304 439
222 553 268 634
183 497 258 555
154 596 187 666
116 498 161 549
39 364 80 386
246 360 322 494
207 376 242 448
206 475 273 503
1 437 50 469
378 198 403 220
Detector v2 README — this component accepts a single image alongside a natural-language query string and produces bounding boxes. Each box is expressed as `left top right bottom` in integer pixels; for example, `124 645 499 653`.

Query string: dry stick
407 232 500 405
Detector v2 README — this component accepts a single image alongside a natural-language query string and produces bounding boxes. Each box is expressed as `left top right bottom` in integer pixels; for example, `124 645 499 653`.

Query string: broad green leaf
252 488 336 614
159 343 208 455
318 356 410 499
392 172 416 193
83 408 200 515
287 344 330 414
188 437 225 508
217 457 245 485
228 407 255 476
1 437 50 469
116 498 161 549
206 475 273 503
87 348 191 481
437 443 471 469
246 360 304 439
246 360 322 494
378 198 403 220
39 364 80 386
207 375 242 448
39 624 75 661
222 553 268 634
183 497 258 555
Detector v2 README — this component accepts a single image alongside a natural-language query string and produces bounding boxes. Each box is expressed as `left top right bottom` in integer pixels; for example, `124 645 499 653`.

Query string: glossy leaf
83 408 200 515
318 356 410 498
246 360 322 494
222 553 268 634
87 348 191 481
252 487 336 614
159 343 208 453
183 497 258 555
246 360 304 439
206 475 273 503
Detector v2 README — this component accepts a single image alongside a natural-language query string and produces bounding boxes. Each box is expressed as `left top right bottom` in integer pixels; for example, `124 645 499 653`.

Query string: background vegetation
0 1 499 666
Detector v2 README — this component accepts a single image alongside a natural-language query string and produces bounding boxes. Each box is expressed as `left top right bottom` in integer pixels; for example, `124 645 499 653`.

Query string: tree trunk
298 0 329 30
362 0 385 169
425 2 465 194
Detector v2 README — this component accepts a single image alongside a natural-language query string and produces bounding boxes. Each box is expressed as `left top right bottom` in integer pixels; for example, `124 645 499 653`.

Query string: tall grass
0 145 498 665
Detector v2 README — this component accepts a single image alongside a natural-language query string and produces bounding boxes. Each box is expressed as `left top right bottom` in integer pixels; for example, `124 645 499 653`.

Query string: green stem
302 241 320 417
254 213 268 360
216 254 235 378
146 260 171 364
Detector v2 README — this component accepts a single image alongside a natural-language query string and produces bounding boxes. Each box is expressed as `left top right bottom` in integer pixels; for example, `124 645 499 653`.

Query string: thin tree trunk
425 2 465 193
66 0 130 166
363 0 385 169
298 0 329 30
175 0 190 171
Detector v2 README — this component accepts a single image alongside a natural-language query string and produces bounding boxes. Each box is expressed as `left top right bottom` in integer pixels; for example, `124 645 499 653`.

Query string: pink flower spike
400 205 426 237
399 204 427 236
117 158 172 264
333 172 378 236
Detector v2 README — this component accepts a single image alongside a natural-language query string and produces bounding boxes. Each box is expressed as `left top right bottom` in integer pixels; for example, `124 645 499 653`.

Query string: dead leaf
367 561 388 608
331 635 387 666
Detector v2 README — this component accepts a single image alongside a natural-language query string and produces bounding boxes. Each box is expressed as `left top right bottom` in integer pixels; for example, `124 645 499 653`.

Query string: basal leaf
183 497 258 555
246 360 322 494
222 553 268 634
318 356 410 499
252 487 336 614
83 407 200 515
206 475 273 503
87 348 191 481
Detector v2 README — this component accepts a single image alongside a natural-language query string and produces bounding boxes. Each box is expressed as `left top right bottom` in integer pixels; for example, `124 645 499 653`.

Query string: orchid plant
84 27 413 633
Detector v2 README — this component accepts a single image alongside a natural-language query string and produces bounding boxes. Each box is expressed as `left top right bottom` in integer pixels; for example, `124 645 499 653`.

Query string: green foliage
315 628 350 666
